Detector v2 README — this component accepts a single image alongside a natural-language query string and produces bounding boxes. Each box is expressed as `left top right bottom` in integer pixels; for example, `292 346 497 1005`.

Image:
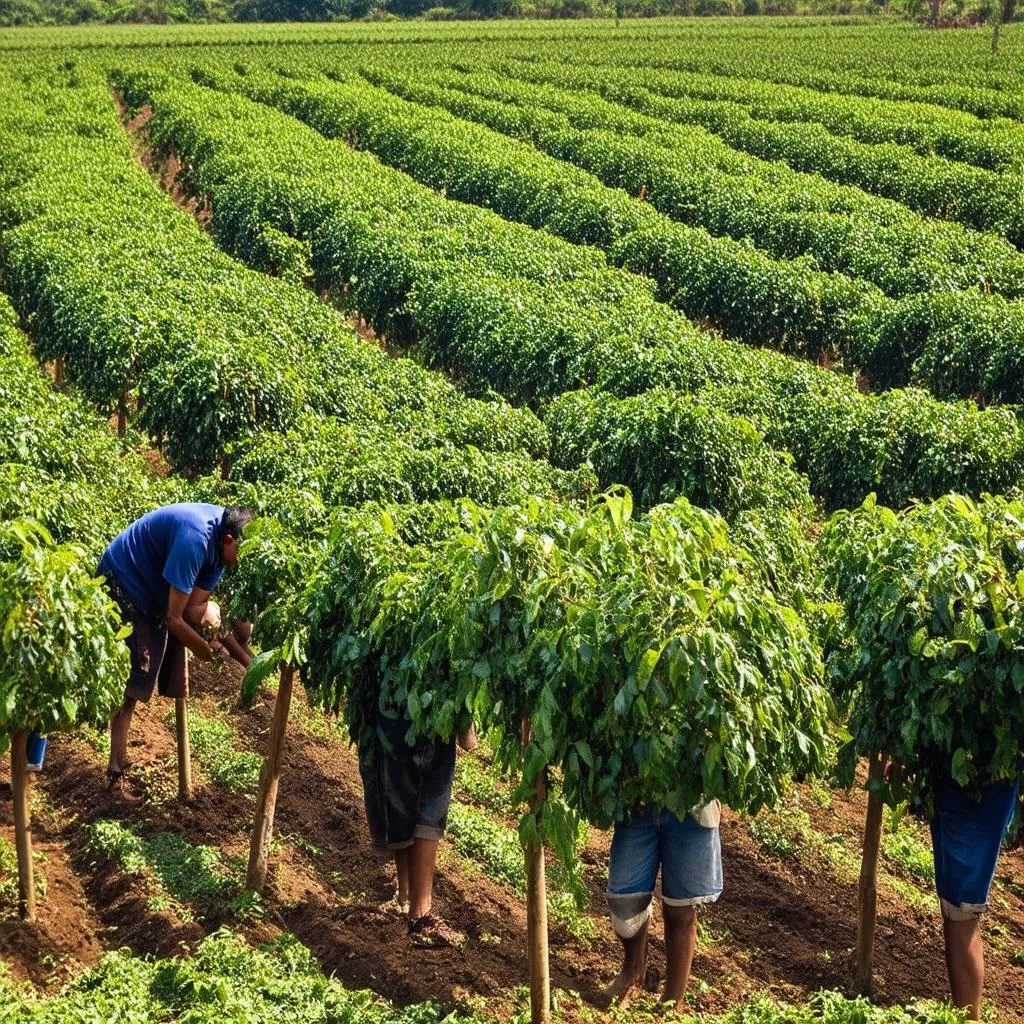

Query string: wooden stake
11 730 35 922
246 665 294 892
521 719 551 1024
54 357 65 387
854 752 886 995
175 699 193 802
116 392 128 438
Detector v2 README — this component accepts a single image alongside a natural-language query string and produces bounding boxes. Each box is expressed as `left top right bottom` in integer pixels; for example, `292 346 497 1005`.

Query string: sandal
408 913 465 948
105 767 145 806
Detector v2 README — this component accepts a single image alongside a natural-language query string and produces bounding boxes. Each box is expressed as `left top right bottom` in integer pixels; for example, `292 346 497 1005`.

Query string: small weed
806 778 835 810
884 873 935 914
749 805 812 860
81 724 111 758
455 753 518 817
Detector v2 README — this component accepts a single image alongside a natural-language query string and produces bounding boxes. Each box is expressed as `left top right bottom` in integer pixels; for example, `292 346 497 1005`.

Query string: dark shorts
359 714 456 853
931 771 1020 920
103 574 188 703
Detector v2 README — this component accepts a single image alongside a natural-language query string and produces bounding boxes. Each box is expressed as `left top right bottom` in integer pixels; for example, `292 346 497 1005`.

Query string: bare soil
1 657 1022 1018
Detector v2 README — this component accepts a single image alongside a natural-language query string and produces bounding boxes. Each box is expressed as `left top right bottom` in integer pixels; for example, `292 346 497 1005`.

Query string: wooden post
854 752 886 995
116 392 128 438
246 665 294 892
11 730 35 922
54 357 65 387
521 719 551 1024
175 653 193 802
175 699 193 802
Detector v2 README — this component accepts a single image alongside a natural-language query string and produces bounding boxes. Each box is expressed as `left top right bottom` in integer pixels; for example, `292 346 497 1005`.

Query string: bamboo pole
854 753 886 995
521 719 551 1024
11 730 35 921
246 665 294 892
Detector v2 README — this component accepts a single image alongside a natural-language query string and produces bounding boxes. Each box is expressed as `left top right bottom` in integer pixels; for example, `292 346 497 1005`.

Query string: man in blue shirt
98 503 253 801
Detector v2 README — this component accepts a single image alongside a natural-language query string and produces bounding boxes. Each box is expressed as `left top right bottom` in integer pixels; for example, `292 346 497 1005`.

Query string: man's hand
201 601 222 633
166 586 216 661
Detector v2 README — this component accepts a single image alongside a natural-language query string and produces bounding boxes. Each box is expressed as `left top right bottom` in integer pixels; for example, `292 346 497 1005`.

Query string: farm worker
603 800 723 1010
358 711 478 947
98 503 254 802
928 762 1020 1019
12 610 248 780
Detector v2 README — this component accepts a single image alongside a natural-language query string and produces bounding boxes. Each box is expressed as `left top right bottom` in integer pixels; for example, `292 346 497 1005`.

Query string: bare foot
599 969 645 1009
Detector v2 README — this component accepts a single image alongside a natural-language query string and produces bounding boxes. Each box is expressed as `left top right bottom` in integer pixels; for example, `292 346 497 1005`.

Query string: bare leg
108 698 138 775
394 847 411 905
408 837 439 919
601 918 650 1008
662 903 698 1009
944 917 984 1020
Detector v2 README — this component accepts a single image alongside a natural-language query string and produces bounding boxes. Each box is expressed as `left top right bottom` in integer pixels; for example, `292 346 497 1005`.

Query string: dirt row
2 654 1022 1020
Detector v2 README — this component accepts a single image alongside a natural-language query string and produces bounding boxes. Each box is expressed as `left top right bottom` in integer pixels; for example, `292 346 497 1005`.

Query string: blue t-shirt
99 503 227 619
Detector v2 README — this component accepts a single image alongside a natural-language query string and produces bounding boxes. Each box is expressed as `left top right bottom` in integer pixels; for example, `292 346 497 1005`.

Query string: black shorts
359 714 456 853
103 575 187 703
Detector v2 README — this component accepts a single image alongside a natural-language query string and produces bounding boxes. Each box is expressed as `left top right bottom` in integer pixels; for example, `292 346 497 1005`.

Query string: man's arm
184 587 213 630
166 586 215 662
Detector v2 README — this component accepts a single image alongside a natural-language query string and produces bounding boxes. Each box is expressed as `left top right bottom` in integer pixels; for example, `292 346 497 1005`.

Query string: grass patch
446 802 595 942
1 926 485 1023
883 873 935 915
883 816 935 884
84 819 263 923
748 801 856 881
164 706 262 793
454 752 519 818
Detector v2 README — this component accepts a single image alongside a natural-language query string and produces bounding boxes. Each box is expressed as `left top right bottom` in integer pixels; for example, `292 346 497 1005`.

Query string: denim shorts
931 772 1019 920
358 714 456 854
607 805 723 938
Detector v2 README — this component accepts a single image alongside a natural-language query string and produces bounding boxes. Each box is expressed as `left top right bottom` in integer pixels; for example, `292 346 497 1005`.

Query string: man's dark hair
221 507 255 542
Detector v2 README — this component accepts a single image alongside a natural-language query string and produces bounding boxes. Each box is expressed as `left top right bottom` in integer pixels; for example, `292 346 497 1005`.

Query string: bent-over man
99 503 253 801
